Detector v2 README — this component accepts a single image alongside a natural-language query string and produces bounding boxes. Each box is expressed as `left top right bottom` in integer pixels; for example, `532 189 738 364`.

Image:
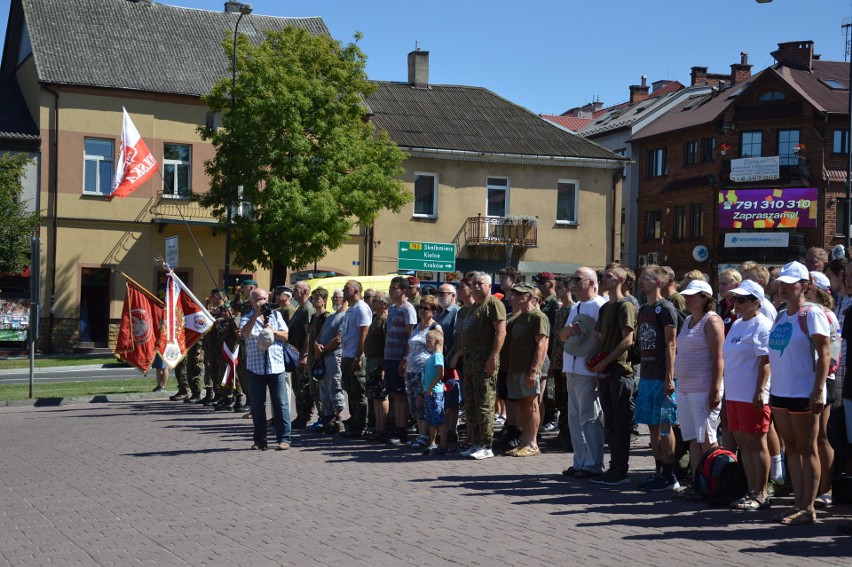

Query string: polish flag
156 271 215 369
115 281 164 373
109 107 158 199
221 341 239 388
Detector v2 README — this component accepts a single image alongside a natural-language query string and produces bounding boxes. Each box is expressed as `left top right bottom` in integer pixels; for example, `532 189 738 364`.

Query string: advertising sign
730 156 780 182
724 232 790 248
718 187 817 229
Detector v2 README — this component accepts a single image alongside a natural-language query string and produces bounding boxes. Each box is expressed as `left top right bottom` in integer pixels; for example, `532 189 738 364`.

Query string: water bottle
659 394 675 437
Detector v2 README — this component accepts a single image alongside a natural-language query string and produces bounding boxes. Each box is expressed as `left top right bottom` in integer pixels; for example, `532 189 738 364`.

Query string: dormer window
758 90 785 102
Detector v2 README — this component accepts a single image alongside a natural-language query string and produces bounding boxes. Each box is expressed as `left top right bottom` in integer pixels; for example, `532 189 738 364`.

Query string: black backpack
694 448 748 506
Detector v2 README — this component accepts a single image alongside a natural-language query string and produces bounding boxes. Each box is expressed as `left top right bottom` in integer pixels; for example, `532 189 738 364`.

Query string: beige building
1 0 624 353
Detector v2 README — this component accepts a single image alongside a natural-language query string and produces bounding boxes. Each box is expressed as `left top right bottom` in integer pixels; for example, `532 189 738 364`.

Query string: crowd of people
152 249 852 532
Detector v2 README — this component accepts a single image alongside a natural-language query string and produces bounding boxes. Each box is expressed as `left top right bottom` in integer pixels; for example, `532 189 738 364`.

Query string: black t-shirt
842 304 852 399
636 298 679 380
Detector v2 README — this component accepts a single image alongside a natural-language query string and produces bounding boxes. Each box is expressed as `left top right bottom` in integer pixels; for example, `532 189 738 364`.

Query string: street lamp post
224 2 252 293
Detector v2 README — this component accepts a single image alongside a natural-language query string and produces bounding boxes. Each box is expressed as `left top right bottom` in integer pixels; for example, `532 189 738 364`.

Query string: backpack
775 302 839 374
694 448 748 506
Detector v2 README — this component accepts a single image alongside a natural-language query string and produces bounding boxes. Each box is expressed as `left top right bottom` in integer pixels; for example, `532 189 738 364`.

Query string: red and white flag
109 107 158 199
156 271 215 369
221 341 239 388
115 281 164 373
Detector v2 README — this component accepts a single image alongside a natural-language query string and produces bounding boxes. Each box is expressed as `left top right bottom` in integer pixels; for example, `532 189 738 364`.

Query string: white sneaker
470 447 494 460
459 444 480 458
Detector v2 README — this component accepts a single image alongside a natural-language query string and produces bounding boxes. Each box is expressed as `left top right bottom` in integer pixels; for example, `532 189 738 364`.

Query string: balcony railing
150 192 218 224
457 215 538 248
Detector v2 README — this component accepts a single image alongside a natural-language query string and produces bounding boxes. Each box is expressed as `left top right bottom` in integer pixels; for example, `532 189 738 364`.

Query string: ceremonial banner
115 281 164 372
156 271 214 369
221 341 239 388
109 107 158 199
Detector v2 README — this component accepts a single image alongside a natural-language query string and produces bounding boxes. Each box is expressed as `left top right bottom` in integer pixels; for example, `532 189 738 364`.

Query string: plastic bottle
659 394 675 437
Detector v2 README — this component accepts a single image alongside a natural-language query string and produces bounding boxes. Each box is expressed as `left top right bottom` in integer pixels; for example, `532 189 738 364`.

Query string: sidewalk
0 399 847 566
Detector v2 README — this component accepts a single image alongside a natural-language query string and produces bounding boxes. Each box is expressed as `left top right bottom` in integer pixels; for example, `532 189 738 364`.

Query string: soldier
275 286 297 327
199 289 227 405
288 280 317 429
170 341 203 403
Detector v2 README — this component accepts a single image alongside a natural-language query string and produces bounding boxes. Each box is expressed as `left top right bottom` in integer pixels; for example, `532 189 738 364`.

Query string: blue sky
2 0 851 114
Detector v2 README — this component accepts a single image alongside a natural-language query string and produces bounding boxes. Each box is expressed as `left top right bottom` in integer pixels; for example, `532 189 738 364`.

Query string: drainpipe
44 86 59 354
611 170 622 263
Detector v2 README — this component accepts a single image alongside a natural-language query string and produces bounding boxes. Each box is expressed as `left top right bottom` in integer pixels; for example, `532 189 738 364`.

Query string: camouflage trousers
292 365 321 422
463 350 498 448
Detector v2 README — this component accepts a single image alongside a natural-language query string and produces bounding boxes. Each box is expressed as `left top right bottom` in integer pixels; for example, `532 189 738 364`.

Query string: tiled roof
14 0 328 97
367 81 623 161
540 115 593 132
0 75 39 142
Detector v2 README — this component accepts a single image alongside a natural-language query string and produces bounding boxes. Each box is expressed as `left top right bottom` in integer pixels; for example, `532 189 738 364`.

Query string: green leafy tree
199 27 410 272
0 153 40 274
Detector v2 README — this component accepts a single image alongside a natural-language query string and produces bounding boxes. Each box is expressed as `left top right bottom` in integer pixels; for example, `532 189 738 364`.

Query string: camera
260 302 275 319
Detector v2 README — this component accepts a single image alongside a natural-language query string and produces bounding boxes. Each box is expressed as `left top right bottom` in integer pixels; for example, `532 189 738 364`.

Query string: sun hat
679 280 713 296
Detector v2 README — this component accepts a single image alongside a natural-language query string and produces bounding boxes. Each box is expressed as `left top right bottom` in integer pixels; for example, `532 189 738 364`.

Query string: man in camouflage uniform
170 341 204 402
288 280 317 428
549 274 574 447
221 279 255 412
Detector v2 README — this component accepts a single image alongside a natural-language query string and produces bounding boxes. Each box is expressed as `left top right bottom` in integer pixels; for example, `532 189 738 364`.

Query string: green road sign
398 241 456 272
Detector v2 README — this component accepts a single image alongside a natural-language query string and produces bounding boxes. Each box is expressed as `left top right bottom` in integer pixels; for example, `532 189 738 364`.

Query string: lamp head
239 3 253 15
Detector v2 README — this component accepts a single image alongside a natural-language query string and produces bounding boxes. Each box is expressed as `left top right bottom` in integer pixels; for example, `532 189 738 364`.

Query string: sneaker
459 444 481 458
589 469 614 484
601 470 631 486
638 473 662 490
540 421 558 433
422 445 441 456
307 419 325 431
643 474 679 492
470 447 494 460
388 436 405 446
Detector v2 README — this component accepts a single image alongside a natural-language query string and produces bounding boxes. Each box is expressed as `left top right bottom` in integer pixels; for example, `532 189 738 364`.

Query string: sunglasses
733 295 757 304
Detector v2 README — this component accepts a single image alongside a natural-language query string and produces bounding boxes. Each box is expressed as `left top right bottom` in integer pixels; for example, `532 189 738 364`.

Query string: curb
0 391 171 408
0 363 132 376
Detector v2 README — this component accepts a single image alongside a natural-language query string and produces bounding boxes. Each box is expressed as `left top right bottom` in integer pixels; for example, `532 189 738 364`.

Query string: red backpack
694 448 748 506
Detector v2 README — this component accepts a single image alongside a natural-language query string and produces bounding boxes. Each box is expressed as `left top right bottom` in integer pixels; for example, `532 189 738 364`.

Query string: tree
0 152 39 274
198 27 411 273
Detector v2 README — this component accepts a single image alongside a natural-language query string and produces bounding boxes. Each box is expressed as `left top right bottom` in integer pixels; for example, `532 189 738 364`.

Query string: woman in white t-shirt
723 279 772 510
767 261 830 525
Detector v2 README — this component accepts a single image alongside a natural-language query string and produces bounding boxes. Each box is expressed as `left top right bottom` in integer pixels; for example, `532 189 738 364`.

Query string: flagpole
113 269 164 307
161 263 216 321
154 168 229 304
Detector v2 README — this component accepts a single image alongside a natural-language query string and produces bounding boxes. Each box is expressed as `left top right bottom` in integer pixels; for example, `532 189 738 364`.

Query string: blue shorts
151 354 166 370
424 390 445 426
443 379 462 408
635 379 677 425
384 359 405 394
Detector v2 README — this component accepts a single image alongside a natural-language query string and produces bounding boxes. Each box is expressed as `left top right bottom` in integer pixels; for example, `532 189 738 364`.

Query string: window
648 148 667 178
163 144 191 197
413 173 438 217
837 198 849 238
691 203 704 239
758 90 785 102
556 179 579 224
701 137 715 162
777 129 800 165
822 79 847 90
83 138 114 196
740 131 762 158
673 206 687 240
834 129 849 154
644 210 661 240
486 177 509 217
684 141 698 166
231 185 253 219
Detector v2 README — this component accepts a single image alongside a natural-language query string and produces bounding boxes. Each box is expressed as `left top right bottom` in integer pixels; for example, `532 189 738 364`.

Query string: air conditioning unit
638 254 649 268
647 252 659 265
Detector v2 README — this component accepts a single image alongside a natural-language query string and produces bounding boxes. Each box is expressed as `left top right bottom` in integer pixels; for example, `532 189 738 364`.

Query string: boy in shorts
421 329 448 455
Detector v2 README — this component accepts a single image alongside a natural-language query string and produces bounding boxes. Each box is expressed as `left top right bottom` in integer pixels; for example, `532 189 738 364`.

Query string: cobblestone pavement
0 400 849 566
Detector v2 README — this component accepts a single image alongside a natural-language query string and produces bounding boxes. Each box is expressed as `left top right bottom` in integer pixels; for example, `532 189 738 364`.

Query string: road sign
397 240 455 272
165 236 179 268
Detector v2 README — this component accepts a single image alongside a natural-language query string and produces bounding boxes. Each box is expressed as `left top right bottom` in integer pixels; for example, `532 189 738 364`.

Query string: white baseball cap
729 279 765 302
776 261 809 284
810 271 831 292
680 280 713 296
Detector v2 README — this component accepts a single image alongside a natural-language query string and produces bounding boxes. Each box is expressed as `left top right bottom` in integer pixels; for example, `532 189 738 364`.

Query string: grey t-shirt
318 310 347 354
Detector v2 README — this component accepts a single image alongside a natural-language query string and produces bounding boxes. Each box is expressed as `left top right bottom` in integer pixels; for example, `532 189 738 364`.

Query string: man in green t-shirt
459 271 506 460
289 280 317 429
591 263 637 486
504 282 550 457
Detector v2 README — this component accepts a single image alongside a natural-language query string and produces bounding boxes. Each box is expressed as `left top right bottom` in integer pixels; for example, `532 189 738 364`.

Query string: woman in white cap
723 279 772 510
674 279 725 491
767 261 830 525
805 270 840 508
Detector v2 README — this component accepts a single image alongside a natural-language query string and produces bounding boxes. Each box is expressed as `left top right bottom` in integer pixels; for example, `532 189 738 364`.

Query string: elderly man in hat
559 267 607 477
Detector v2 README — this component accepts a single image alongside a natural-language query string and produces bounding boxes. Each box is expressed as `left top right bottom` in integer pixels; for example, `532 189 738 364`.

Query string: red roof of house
540 115 593 132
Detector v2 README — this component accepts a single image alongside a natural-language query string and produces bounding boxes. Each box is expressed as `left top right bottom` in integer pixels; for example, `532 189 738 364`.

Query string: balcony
149 192 218 227
719 155 810 185
455 215 538 248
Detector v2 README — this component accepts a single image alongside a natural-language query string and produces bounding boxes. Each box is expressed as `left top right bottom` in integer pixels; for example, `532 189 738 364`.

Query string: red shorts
726 400 771 433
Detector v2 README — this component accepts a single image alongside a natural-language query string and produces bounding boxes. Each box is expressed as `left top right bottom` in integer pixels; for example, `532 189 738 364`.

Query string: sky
2 0 852 114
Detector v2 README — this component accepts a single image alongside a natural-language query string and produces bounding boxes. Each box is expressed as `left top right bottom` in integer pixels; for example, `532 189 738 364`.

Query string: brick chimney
629 75 650 103
408 49 429 89
730 52 752 85
771 41 814 71
691 66 708 86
